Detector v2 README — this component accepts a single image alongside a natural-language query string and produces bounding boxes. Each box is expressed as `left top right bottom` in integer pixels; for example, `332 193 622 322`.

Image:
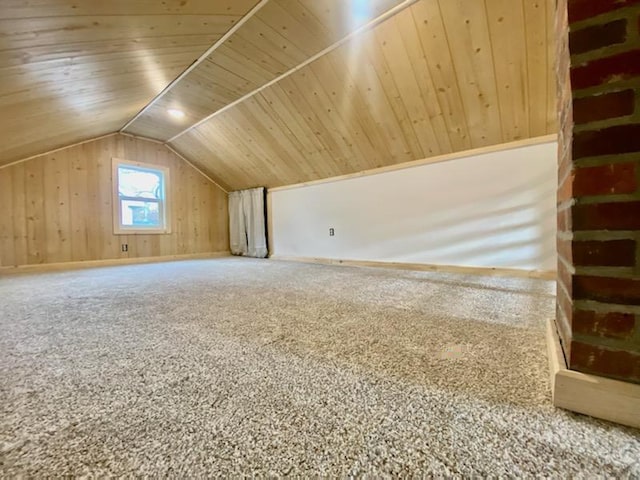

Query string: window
112 158 171 234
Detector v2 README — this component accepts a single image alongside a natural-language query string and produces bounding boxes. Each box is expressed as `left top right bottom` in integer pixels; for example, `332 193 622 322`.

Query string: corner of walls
0 133 229 268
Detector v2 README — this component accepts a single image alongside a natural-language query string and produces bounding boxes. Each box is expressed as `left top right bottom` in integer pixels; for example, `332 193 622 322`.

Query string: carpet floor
1 258 638 476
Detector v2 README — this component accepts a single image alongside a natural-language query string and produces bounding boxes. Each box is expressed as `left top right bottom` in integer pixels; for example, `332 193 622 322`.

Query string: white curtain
228 187 268 258
228 191 247 255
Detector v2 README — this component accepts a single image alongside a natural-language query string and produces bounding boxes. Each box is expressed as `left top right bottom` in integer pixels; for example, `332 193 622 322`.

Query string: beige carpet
1 258 638 476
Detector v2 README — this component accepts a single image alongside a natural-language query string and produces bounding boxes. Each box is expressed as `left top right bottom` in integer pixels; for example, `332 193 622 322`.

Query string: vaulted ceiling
0 0 557 190
0 0 258 165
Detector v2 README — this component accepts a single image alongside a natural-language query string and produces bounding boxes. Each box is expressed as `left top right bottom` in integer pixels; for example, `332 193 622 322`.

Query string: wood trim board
270 255 557 280
268 134 558 193
546 318 640 428
0 252 231 275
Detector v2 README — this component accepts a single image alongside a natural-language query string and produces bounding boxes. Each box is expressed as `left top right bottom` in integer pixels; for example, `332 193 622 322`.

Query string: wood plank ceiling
168 0 557 190
123 0 407 140
1 0 557 191
0 0 258 166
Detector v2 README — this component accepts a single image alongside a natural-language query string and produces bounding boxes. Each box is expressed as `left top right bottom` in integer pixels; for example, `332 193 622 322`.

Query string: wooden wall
0 134 229 267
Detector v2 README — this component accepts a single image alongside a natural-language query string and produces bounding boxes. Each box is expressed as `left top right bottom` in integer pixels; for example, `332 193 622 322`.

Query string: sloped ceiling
168 0 558 191
0 0 259 166
123 0 407 140
1 0 557 191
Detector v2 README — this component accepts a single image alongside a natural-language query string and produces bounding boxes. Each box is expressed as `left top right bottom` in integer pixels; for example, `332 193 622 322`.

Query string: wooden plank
0 35 221 68
524 0 552 137
437 0 503 147
394 10 453 153
270 255 557 279
321 49 395 166
408 0 472 152
0 252 231 275
1 16 237 50
555 369 640 428
0 166 15 267
94 136 118 260
545 318 566 398
251 92 326 180
81 142 101 260
546 0 558 134
68 145 89 261
359 30 425 159
238 96 318 181
290 66 373 174
10 163 28 266
299 0 406 39
42 150 72 263
547 319 640 428
327 41 414 165
0 50 205 95
0 0 258 18
485 0 530 142
307 56 384 172
374 14 443 156
257 82 342 176
24 157 46 264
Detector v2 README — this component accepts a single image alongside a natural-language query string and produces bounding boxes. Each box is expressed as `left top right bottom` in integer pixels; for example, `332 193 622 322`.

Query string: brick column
556 0 640 383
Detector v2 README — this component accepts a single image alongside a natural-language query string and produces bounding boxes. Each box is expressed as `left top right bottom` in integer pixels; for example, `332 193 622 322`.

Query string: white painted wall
270 141 558 271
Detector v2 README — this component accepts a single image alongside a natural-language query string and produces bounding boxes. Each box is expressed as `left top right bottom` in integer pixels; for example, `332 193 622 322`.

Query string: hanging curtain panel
228 187 267 258
228 191 247 256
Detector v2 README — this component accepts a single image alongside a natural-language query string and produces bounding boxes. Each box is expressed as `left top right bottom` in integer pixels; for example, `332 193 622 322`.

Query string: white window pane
121 200 160 227
118 166 163 199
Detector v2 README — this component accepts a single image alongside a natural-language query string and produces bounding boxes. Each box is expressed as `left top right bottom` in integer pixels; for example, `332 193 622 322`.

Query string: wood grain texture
1 0 557 193
123 0 406 140
0 135 229 267
170 0 557 190
547 319 640 428
0 1 258 166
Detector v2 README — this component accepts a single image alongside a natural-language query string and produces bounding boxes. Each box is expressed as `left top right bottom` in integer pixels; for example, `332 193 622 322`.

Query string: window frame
112 157 171 235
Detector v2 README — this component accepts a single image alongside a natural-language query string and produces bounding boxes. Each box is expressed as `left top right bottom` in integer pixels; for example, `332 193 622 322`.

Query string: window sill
113 229 172 235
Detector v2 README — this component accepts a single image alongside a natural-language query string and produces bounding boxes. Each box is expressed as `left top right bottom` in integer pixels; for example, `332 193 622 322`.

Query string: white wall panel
270 141 557 271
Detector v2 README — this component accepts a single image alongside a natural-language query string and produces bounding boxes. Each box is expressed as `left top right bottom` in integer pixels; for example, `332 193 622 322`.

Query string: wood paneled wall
0 134 229 267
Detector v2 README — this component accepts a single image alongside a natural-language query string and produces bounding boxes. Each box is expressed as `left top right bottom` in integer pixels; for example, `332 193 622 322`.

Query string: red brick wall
556 0 640 383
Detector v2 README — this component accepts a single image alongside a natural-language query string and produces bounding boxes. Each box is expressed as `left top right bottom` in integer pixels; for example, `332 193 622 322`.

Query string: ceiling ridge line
118 0 271 133
166 0 421 144
118 132 229 192
164 143 229 194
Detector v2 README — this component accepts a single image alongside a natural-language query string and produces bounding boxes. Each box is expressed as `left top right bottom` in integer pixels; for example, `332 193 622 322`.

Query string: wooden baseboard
546 318 640 428
270 255 556 280
0 251 231 275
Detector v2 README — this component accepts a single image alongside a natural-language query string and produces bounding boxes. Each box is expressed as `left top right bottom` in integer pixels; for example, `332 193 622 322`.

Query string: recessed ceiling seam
166 0 421 143
118 0 271 133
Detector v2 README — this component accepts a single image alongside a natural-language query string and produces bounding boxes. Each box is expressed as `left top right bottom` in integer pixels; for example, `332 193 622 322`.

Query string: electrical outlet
329 228 335 236
121 244 128 252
